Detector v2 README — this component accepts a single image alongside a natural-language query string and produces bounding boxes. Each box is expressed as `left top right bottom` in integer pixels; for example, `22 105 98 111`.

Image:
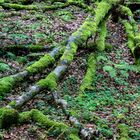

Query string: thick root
120 19 140 63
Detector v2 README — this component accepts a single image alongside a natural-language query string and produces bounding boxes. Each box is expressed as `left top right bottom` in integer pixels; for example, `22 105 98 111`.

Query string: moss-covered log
121 20 135 55
0 1 94 12
80 53 96 92
0 107 80 139
19 109 69 130
119 5 138 32
0 107 19 128
119 5 140 64
0 74 25 96
96 20 107 51
1 44 51 52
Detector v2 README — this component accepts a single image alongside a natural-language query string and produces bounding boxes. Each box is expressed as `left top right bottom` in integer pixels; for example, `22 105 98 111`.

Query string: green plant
56 10 75 22
6 52 16 60
17 56 28 64
103 65 117 77
0 63 10 72
0 13 5 20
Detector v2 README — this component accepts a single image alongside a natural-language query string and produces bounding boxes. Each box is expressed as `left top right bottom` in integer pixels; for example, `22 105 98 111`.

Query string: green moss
94 1 111 25
105 43 113 49
8 101 16 108
61 42 78 63
1 3 38 10
26 54 55 74
37 72 57 90
28 44 45 51
80 53 96 92
68 134 80 140
118 124 129 140
0 76 15 96
19 111 32 123
121 19 140 62
0 107 19 128
31 109 68 131
35 14 44 20
121 20 135 52
0 0 4 4
86 40 96 48
96 20 107 51
120 5 138 32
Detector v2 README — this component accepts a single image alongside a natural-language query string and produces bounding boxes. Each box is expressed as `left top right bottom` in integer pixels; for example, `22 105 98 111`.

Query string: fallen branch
119 5 140 63
79 53 96 92
0 46 64 96
0 1 94 12
0 107 80 139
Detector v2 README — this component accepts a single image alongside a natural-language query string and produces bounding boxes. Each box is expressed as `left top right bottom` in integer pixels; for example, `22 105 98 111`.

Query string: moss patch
37 72 57 90
0 76 15 96
118 124 130 140
31 109 68 131
96 20 107 51
0 0 4 4
0 107 19 128
61 42 78 63
26 54 55 74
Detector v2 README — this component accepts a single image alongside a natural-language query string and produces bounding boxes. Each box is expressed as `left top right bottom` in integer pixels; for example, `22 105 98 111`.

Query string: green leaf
103 65 116 78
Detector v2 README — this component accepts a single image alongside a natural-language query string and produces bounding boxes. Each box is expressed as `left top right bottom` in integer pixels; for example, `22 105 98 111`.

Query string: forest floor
0 2 140 140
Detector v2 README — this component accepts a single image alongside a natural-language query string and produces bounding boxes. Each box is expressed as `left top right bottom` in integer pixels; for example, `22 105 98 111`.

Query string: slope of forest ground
0 1 140 140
